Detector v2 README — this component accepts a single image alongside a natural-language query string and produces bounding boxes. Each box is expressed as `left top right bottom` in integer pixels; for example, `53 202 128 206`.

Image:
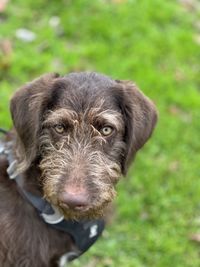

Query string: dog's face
10 72 157 220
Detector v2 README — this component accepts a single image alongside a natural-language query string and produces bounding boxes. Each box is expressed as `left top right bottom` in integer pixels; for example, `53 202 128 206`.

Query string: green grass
0 0 200 266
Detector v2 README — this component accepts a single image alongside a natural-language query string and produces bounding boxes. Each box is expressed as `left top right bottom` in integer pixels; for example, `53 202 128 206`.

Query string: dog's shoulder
0 151 9 183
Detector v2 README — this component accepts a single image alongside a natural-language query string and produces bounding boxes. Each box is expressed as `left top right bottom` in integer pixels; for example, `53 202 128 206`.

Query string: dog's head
10 72 157 219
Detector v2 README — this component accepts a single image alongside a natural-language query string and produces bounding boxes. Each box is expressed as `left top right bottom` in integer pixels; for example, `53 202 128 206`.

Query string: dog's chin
58 204 108 221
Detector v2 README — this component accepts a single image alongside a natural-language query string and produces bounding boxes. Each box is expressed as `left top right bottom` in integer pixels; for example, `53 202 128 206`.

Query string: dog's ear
10 73 59 172
115 80 158 174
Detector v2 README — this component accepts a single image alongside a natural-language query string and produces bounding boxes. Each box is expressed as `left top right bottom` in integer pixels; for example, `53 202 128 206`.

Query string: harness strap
0 139 105 259
0 128 8 135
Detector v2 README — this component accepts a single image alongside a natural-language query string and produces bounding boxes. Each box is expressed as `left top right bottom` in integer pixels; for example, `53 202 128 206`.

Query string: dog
0 72 157 267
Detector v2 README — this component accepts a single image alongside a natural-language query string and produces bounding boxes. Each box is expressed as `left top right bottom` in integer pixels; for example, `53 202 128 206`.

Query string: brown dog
0 72 157 266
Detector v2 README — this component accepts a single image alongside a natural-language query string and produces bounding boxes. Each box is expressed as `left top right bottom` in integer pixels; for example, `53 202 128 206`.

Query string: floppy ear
10 73 60 172
115 80 158 174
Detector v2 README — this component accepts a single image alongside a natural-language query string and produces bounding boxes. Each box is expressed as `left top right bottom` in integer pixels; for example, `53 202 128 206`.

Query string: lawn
0 0 200 266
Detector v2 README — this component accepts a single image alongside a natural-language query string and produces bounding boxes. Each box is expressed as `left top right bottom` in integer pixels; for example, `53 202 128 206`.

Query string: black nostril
59 192 89 210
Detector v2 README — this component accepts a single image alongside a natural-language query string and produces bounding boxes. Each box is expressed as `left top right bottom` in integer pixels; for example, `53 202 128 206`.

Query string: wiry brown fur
0 72 157 266
39 106 124 220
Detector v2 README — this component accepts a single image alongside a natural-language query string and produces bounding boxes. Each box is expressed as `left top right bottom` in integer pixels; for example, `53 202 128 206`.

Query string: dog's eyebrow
43 108 78 124
88 109 124 131
43 108 123 130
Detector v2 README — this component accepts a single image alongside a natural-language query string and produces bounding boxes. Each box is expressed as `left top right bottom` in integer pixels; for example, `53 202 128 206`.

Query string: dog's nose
59 192 89 210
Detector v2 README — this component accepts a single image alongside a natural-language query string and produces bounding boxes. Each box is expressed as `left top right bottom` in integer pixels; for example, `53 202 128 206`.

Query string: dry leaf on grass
190 233 200 243
0 0 9 12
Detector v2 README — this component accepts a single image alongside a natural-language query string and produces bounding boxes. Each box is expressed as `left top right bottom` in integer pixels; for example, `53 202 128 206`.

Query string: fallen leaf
0 39 12 69
190 233 200 243
168 161 180 172
0 0 9 13
179 0 200 11
0 39 12 55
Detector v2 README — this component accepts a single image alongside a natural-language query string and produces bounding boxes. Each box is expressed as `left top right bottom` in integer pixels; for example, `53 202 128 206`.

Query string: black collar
0 139 105 260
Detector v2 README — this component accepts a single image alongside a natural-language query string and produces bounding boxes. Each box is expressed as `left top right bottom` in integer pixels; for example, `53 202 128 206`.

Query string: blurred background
0 0 200 266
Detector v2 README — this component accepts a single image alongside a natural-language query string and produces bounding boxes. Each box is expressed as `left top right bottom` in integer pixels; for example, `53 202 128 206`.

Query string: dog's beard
57 194 115 220
39 136 122 220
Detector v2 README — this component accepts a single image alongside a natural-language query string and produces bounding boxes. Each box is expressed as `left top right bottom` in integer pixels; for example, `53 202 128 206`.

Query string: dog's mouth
43 183 117 220
57 200 110 220
56 188 117 220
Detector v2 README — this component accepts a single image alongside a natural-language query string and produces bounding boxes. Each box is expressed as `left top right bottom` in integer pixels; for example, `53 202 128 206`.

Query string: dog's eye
100 126 113 136
54 124 65 134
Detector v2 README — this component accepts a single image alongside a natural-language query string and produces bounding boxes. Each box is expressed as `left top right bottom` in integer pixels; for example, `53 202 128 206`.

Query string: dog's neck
9 134 44 197
23 163 44 197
